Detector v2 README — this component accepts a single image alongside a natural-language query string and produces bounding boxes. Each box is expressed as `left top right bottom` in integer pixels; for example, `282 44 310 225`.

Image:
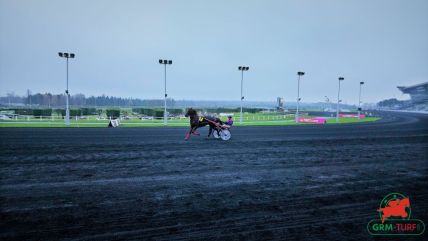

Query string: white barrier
108 119 120 127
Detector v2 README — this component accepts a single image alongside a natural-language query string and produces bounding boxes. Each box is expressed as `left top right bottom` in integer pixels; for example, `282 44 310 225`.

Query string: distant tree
33 109 52 117
121 110 129 116
168 108 183 115
13 109 33 115
106 109 120 118
81 108 96 115
53 109 63 116
154 109 164 118
0 92 176 108
69 109 82 117
378 98 404 107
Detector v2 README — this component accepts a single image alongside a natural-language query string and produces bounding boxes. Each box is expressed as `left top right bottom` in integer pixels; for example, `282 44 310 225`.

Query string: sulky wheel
220 129 231 141
213 130 220 139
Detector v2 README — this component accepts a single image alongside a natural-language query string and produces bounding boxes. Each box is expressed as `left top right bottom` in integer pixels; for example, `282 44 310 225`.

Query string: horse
377 197 410 223
184 108 223 140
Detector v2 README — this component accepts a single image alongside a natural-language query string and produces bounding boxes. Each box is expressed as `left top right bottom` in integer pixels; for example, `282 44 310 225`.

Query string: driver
223 115 233 127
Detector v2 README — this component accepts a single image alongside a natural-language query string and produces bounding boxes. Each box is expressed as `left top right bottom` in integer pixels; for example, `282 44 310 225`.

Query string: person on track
222 115 233 128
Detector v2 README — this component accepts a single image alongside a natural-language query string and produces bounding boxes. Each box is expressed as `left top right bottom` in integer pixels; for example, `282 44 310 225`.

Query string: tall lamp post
159 59 172 125
296 71 305 123
325 96 330 111
238 66 249 124
58 52 75 125
336 77 344 122
358 81 364 119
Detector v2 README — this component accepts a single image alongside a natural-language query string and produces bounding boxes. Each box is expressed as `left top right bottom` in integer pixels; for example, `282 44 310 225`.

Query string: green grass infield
0 117 380 127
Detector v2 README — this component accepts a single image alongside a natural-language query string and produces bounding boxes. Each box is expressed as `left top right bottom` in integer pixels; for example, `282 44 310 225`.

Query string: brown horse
184 108 222 140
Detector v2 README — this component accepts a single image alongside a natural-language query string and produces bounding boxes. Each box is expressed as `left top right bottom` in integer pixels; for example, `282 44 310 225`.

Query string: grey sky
1 0 427 104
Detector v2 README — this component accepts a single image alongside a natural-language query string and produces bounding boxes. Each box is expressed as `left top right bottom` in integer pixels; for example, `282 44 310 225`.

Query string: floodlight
237 65 250 124
158 58 173 125
57 51 76 126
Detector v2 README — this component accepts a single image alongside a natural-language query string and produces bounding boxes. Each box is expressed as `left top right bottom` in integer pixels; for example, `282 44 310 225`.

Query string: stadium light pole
336 77 344 123
159 59 172 125
58 52 75 126
325 96 330 111
238 66 249 124
296 72 305 123
358 81 364 119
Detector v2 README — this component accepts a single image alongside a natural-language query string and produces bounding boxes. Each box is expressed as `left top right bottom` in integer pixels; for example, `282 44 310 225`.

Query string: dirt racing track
1 111 427 240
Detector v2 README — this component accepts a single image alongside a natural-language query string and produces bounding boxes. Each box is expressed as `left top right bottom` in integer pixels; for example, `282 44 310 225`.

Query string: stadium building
276 97 284 111
397 82 428 104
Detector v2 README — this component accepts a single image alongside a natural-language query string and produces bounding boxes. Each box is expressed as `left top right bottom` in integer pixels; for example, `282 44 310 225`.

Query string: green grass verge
326 117 380 124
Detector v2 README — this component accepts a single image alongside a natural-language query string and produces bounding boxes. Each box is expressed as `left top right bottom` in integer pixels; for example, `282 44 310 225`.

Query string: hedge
106 109 120 118
32 109 52 117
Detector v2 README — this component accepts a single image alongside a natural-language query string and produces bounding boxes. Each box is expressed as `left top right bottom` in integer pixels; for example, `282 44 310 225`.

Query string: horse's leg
192 129 200 136
192 119 201 135
192 120 203 135
185 125 194 140
207 125 213 137
186 117 197 140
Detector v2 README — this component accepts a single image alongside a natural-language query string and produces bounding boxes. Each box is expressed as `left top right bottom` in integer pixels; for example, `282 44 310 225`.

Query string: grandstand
397 82 428 111
397 82 428 104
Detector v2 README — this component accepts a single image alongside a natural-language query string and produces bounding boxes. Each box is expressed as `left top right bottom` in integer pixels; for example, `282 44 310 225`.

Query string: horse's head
400 197 410 207
185 108 197 118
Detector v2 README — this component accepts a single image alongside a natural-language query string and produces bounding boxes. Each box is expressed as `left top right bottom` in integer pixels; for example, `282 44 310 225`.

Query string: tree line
3 107 270 118
377 98 408 108
7 108 132 118
0 92 176 107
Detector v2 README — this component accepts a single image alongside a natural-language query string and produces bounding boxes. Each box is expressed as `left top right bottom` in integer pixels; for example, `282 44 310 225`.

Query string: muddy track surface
1 111 427 240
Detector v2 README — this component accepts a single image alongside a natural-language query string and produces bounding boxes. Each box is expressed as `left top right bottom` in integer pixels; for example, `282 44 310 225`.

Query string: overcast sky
1 0 427 104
